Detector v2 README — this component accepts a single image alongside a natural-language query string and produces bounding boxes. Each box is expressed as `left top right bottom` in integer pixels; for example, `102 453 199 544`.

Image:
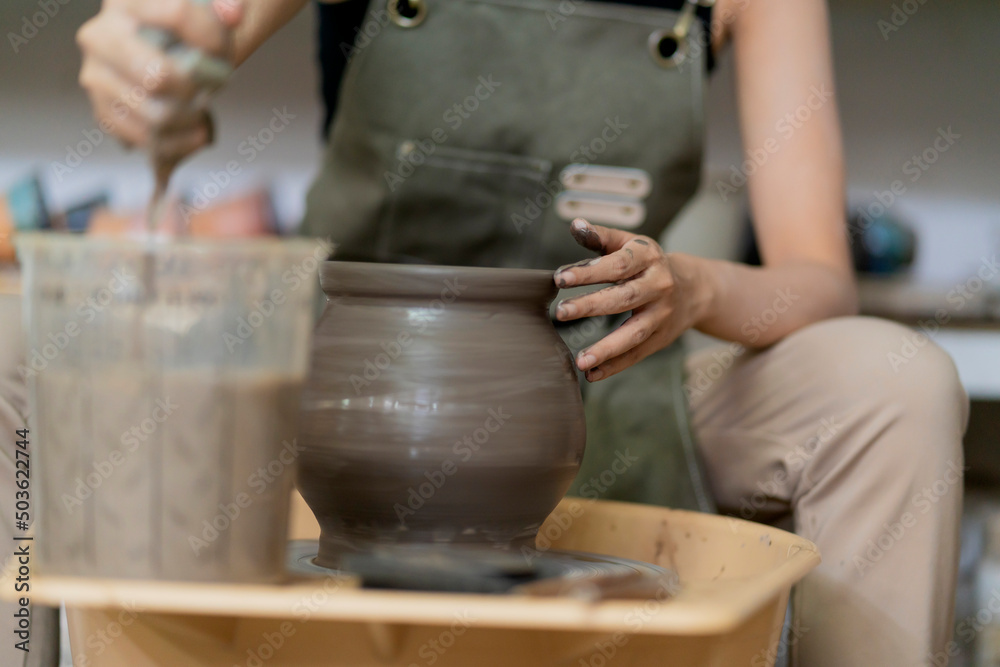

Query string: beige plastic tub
29 495 819 667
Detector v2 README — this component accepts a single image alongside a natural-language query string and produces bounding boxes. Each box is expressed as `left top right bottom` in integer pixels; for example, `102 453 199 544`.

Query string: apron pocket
379 141 553 267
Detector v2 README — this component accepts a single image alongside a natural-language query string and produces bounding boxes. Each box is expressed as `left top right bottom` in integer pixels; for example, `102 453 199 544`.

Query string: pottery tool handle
139 0 233 230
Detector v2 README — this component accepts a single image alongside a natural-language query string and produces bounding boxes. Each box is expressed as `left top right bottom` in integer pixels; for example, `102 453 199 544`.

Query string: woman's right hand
76 0 243 157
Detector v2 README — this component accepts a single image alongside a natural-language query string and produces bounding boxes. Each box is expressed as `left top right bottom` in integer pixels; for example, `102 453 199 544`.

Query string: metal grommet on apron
303 0 716 514
649 0 714 69
387 0 428 28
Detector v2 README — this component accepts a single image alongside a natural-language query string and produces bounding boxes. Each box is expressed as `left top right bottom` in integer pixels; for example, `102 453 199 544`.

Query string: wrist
668 252 718 329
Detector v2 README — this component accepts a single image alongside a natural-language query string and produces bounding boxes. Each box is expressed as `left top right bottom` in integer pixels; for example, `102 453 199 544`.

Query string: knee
794 316 968 438
859 317 965 431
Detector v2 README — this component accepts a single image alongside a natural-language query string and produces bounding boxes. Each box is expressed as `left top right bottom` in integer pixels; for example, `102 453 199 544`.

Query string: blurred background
1 0 998 663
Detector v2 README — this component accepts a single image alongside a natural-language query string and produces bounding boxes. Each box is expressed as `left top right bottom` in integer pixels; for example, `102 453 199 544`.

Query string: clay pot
298 261 586 567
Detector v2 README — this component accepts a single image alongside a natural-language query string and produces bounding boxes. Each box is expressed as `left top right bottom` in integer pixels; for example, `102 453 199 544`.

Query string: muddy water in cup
34 369 302 582
17 235 322 582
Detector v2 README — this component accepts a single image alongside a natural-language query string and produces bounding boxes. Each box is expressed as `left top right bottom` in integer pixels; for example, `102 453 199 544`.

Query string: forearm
232 0 310 66
681 253 858 348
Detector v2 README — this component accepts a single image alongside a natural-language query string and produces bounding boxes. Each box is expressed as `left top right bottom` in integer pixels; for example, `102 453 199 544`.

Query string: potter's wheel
287 540 680 599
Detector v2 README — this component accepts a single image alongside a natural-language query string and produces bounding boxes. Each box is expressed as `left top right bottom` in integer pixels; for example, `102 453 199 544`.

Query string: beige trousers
686 316 969 667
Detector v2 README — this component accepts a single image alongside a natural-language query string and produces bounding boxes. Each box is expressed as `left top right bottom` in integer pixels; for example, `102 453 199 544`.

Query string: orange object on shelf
87 189 276 239
85 208 136 236
186 189 275 237
0 203 14 263
1 174 50 263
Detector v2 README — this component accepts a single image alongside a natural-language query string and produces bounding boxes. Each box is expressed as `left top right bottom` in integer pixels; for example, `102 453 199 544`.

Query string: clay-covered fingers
575 312 672 381
554 219 662 290
77 56 179 119
105 0 241 58
76 0 239 160
78 59 213 153
555 278 657 322
78 10 167 85
78 11 206 103
76 0 242 146
566 217 635 255
552 219 691 381
79 60 155 145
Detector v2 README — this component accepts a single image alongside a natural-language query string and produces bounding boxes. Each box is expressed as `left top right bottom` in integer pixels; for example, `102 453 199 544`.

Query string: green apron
302 0 716 513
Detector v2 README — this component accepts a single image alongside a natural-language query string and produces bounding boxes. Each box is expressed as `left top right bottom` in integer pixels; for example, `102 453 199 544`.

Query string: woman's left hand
553 218 710 382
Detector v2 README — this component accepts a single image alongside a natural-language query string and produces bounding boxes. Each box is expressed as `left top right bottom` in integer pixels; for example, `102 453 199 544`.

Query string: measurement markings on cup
11 428 32 653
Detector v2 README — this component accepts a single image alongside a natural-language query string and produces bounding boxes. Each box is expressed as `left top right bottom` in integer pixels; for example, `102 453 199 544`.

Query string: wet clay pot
298 261 586 567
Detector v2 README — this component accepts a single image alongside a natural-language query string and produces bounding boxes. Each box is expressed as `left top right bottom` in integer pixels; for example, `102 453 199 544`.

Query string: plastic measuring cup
16 234 326 582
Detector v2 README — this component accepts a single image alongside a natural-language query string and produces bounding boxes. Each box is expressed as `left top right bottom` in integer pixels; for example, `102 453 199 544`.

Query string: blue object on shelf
848 209 917 275
7 174 50 231
64 194 110 233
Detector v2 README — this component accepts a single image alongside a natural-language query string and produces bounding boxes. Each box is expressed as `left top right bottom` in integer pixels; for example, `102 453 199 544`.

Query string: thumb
569 218 635 255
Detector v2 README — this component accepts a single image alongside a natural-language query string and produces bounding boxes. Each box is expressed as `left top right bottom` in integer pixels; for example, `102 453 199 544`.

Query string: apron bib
303 0 716 513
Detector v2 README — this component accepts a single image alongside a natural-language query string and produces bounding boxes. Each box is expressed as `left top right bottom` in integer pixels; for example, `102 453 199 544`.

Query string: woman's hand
553 218 712 382
76 0 243 156
555 0 859 383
